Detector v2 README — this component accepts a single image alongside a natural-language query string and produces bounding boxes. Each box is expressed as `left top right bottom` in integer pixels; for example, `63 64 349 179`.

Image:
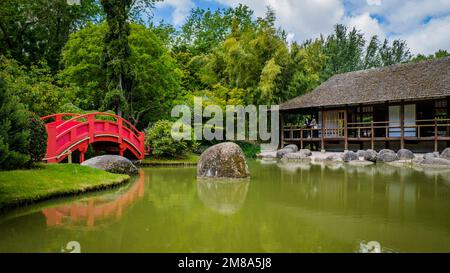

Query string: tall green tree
60 23 181 128
99 0 160 118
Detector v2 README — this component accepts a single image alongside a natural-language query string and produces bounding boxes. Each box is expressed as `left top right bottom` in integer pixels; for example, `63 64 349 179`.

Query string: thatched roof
280 57 450 111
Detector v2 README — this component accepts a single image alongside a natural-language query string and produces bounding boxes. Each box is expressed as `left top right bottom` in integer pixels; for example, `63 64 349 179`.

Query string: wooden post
435 118 438 152
344 108 348 151
400 103 405 149
320 110 325 152
371 121 374 150
300 129 303 149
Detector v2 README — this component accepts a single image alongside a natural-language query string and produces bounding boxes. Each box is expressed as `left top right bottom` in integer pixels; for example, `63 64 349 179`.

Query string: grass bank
0 164 130 211
142 153 199 166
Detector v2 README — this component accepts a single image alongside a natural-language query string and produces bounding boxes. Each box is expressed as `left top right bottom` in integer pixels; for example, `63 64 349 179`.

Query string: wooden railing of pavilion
283 118 450 151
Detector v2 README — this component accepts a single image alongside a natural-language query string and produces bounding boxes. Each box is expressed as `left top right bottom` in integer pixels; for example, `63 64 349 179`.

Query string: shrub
0 78 31 170
26 112 47 163
145 120 195 158
235 141 261 158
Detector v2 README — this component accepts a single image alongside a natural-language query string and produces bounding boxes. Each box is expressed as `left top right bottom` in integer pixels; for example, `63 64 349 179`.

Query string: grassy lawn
142 153 199 165
0 164 130 210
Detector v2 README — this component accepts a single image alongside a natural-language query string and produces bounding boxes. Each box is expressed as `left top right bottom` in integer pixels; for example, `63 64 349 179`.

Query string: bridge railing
41 112 145 162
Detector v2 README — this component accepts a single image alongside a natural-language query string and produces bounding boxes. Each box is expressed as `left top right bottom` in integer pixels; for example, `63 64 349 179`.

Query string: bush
235 141 261 158
145 120 196 158
26 112 47 163
0 78 31 170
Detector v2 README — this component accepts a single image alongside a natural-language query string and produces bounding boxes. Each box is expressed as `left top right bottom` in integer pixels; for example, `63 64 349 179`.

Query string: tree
0 56 73 117
286 40 327 100
60 23 182 128
0 0 102 71
411 49 450 63
196 7 290 106
0 78 31 170
100 0 134 116
174 4 255 55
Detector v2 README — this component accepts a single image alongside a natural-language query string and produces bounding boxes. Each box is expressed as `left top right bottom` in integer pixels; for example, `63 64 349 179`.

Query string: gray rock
377 149 399 163
379 149 396 156
424 152 438 160
356 150 366 158
197 142 249 179
440 148 450 159
342 151 358 162
397 148 414 160
364 149 378 162
81 155 138 175
284 144 299 153
298 149 312 157
282 152 311 161
325 154 343 163
276 145 298 158
421 157 450 166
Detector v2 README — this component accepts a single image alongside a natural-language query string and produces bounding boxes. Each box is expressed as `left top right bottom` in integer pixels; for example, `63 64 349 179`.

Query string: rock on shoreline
81 155 139 175
258 146 450 169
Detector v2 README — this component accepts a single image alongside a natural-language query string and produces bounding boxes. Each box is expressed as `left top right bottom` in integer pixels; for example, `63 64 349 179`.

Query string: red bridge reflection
42 171 145 228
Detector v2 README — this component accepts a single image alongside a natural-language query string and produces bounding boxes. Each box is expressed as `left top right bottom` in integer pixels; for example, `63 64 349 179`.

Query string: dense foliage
0 79 31 170
26 112 48 163
1 1 448 164
145 120 194 158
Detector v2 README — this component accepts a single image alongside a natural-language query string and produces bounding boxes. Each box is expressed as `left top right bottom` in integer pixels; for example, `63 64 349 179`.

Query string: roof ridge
331 57 450 78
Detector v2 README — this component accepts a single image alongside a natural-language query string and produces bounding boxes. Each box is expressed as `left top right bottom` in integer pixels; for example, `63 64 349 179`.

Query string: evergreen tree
0 78 31 170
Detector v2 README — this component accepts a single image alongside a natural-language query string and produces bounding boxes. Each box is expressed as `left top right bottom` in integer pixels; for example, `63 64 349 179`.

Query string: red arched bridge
41 112 145 163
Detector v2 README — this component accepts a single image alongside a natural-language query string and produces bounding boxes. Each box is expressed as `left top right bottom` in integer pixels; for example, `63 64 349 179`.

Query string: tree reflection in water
42 170 145 228
197 179 249 215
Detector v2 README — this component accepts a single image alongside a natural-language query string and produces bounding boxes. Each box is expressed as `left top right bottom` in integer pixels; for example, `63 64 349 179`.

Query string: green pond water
1 160 450 253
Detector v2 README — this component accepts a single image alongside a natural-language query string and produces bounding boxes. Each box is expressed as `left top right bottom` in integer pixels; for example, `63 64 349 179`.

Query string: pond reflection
2 161 450 252
197 179 249 215
42 170 145 228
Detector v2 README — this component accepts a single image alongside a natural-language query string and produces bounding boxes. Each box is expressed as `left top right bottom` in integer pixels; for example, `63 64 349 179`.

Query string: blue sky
153 0 450 55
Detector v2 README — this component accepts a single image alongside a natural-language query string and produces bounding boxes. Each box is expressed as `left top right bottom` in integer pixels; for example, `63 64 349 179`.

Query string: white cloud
344 12 385 39
366 0 381 6
395 16 450 55
215 0 345 41
155 0 195 26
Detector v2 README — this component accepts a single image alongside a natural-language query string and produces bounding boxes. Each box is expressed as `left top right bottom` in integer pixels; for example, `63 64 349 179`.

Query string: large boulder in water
81 155 138 175
377 149 398 163
440 148 450 160
397 148 414 160
197 142 249 179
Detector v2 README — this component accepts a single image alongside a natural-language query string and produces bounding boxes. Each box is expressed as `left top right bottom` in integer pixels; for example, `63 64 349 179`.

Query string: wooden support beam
344 108 348 151
370 121 374 150
320 110 325 151
435 117 438 152
400 103 405 149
